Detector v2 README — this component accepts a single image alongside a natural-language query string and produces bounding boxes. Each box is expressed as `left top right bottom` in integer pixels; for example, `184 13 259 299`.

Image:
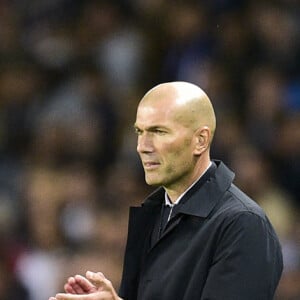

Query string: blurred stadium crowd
0 0 299 299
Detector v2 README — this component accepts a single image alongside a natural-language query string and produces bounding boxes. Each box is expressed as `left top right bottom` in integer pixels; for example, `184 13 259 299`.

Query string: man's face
134 100 197 191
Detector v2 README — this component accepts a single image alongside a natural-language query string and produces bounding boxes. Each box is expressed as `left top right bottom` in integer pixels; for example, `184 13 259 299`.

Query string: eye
154 129 167 135
134 127 142 135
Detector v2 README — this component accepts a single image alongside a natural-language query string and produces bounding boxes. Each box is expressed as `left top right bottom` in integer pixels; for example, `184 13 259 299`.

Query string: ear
193 126 210 155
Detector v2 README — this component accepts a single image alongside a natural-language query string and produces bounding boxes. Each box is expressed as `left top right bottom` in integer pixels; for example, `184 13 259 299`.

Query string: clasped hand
49 271 123 300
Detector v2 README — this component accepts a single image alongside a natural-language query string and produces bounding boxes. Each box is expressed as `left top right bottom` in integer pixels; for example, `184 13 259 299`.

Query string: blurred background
0 0 299 299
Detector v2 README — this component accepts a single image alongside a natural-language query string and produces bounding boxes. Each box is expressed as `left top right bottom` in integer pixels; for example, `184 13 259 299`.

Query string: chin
145 176 161 186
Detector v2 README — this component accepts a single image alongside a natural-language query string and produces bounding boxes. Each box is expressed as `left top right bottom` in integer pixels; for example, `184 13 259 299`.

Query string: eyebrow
133 124 169 132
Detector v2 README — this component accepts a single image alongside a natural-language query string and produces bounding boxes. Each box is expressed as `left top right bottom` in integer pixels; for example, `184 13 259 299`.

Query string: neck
165 156 211 203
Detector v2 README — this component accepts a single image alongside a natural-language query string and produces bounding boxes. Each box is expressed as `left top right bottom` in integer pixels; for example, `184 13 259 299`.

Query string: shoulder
212 183 280 240
215 183 265 218
211 160 268 221
228 184 265 216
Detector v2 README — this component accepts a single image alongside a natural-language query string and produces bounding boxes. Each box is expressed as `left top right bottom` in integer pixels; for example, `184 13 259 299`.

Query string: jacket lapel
149 161 235 248
123 160 235 262
176 161 235 218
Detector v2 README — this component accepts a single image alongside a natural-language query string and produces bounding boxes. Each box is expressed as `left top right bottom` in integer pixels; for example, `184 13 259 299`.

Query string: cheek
165 139 193 167
173 137 193 157
158 134 193 159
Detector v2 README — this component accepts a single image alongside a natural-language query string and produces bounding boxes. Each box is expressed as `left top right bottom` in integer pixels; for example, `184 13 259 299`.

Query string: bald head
139 81 216 143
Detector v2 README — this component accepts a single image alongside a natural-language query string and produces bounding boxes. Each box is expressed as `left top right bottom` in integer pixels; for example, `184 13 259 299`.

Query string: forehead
135 83 199 129
135 102 174 127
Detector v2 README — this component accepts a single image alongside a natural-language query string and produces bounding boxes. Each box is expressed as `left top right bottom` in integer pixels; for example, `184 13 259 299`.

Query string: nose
137 133 153 153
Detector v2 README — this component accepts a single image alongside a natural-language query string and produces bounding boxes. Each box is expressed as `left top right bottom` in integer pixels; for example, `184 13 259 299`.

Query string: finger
74 274 97 293
64 274 95 294
64 283 76 294
55 291 116 300
65 282 81 294
86 271 119 298
55 293 78 299
85 271 108 289
71 275 89 294
55 293 95 299
49 297 57 300
64 277 85 294
64 277 77 294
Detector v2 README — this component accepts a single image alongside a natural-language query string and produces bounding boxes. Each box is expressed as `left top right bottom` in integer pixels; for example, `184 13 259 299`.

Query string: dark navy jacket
119 161 283 300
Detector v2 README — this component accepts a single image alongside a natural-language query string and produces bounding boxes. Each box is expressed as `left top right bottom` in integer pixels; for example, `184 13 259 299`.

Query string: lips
143 161 160 170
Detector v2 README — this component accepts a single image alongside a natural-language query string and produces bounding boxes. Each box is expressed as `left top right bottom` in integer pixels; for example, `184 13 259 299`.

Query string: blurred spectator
0 61 42 159
0 0 299 299
0 257 29 300
14 166 66 300
247 1 300 76
245 65 286 153
76 0 146 97
159 1 214 82
27 62 119 174
273 113 300 205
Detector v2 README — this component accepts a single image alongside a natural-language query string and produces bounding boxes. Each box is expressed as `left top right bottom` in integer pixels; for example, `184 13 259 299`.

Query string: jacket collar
142 160 235 218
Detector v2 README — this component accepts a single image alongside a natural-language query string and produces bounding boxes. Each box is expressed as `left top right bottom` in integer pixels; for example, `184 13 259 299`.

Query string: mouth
143 161 160 170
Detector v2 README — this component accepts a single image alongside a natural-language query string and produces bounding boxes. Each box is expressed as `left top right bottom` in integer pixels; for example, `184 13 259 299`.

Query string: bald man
50 82 283 300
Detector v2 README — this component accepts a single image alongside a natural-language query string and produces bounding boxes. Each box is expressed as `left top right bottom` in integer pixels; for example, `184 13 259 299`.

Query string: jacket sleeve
201 212 283 300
